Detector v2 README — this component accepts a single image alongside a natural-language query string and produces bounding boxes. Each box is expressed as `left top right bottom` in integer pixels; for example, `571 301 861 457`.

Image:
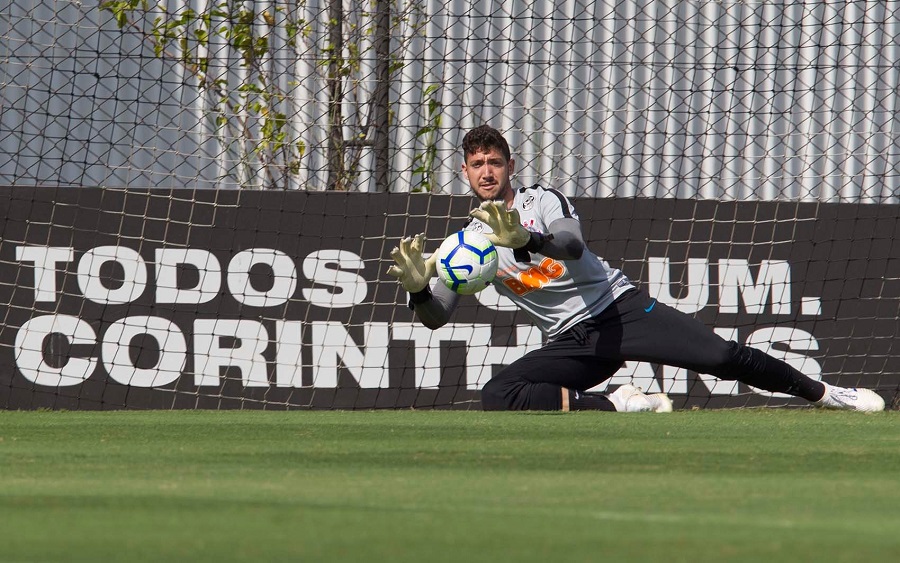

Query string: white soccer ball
435 230 499 295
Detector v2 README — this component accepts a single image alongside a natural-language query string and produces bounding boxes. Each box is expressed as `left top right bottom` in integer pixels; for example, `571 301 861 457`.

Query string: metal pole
372 0 391 191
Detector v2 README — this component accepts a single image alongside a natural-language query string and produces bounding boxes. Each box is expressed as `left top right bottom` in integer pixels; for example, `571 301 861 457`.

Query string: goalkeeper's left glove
468 201 531 249
386 233 438 293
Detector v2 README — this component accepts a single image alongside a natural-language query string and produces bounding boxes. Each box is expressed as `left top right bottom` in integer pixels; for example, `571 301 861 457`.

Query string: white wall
1 0 898 201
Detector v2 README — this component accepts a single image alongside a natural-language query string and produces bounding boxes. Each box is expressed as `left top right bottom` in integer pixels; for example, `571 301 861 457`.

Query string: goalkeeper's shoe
815 383 885 412
608 384 673 413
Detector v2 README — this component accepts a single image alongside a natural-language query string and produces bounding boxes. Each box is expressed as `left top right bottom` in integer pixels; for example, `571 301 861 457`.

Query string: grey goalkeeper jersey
467 185 634 339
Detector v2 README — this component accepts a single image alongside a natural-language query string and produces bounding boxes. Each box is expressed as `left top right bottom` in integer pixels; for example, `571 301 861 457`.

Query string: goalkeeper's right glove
386 233 438 293
468 201 531 249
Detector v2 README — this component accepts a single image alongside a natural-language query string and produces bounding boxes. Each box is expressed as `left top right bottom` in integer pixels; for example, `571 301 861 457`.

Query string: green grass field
1 409 899 562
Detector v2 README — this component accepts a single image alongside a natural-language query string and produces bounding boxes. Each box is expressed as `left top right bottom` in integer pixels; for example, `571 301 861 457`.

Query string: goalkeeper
388 125 885 413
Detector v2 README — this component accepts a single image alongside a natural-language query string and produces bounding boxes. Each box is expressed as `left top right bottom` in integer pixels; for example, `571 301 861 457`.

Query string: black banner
0 187 897 409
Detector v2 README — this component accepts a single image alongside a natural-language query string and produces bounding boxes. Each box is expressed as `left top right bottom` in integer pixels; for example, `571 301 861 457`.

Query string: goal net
1 0 898 409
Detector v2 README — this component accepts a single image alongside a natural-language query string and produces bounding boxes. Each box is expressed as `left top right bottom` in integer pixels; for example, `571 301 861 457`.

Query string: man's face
462 147 515 204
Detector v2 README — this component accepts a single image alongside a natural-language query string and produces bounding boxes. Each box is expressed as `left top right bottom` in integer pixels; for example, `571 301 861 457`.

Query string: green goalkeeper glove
386 233 438 293
468 201 531 249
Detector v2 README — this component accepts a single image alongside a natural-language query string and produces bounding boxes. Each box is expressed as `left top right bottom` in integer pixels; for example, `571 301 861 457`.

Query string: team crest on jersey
522 195 535 210
469 222 485 233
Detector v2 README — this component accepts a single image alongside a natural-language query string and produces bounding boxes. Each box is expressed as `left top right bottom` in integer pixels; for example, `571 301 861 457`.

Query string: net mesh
0 0 898 410
3 0 899 198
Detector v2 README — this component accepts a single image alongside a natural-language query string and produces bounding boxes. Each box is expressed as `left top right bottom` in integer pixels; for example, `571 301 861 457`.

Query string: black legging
480 288 825 410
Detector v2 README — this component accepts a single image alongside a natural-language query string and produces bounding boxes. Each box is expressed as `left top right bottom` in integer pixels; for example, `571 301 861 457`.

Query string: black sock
568 389 617 411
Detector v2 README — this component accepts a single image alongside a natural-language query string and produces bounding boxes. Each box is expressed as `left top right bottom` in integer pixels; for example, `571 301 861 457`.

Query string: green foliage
99 0 441 191
412 83 442 192
99 0 310 188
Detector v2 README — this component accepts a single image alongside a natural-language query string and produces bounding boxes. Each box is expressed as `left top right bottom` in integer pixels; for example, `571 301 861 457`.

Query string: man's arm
470 201 585 261
525 217 584 260
407 281 460 330
387 232 459 330
412 218 583 328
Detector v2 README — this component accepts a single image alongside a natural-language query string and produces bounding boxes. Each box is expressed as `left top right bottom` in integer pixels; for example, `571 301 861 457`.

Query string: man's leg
600 289 883 410
595 289 825 398
479 323 670 412
480 351 621 411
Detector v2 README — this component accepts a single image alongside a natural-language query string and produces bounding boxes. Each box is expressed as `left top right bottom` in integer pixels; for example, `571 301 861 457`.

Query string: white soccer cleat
815 383 885 412
608 384 674 413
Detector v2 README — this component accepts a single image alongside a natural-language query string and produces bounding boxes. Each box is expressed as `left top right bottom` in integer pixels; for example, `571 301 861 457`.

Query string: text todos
13 245 822 396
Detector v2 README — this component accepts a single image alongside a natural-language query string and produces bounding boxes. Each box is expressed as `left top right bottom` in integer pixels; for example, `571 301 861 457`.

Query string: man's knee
480 376 565 411
480 378 512 411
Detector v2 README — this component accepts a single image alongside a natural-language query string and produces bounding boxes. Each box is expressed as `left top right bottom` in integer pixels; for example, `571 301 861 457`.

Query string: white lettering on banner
464 325 543 389
390 323 455 388
387 323 543 389
155 248 221 304
648 257 709 313
13 316 823 393
10 247 826 397
274 320 303 388
310 321 389 388
15 246 74 302
228 249 297 307
302 250 368 308
719 259 791 315
474 284 518 312
103 316 185 387
745 327 821 397
78 246 148 304
13 317 541 391
15 315 96 386
193 319 270 387
649 257 798 316
13 245 365 308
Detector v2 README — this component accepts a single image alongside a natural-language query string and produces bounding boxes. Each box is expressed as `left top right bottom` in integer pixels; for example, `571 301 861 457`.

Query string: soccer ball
435 230 499 295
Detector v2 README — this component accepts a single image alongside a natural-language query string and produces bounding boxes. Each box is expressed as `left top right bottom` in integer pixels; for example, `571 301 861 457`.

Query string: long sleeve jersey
413 185 634 339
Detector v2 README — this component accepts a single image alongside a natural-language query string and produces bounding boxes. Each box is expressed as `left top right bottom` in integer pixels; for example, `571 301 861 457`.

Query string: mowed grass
1 409 899 562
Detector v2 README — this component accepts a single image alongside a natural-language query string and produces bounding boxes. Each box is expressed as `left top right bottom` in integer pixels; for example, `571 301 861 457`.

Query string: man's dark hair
462 125 511 161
